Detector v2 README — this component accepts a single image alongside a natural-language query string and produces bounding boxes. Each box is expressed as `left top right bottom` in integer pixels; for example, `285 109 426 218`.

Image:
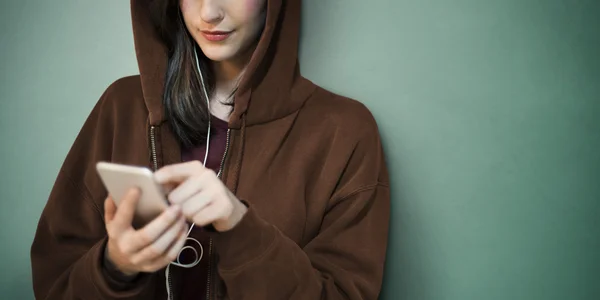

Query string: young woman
30 0 391 299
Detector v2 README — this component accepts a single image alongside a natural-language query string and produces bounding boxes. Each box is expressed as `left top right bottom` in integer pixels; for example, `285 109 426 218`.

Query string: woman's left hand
154 161 247 232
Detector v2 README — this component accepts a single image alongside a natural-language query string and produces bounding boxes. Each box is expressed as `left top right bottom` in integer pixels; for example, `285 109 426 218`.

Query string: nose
200 0 224 24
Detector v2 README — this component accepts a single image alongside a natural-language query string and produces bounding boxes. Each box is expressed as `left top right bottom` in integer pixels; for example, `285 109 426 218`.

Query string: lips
200 30 233 42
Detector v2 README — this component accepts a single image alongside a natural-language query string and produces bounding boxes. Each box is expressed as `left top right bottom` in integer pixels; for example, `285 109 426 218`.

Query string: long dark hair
150 0 219 148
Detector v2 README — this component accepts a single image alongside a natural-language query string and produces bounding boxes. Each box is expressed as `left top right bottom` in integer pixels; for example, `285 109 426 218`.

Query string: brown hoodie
30 0 390 299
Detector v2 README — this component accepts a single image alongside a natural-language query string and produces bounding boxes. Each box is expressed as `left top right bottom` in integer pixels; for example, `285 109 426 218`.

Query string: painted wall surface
1 1 598 299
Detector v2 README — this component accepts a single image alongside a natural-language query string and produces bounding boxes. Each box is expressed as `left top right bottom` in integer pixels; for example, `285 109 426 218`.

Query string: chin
200 44 239 63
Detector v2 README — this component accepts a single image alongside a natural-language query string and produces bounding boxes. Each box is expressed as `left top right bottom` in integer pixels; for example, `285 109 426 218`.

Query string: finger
162 182 178 195
154 161 208 184
181 190 214 219
167 174 213 204
110 188 140 231
191 203 223 227
131 205 182 251
164 225 190 263
104 196 117 223
130 217 186 265
142 225 188 272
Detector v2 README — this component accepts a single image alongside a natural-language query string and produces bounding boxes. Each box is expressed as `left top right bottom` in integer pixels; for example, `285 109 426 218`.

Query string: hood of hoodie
130 0 315 129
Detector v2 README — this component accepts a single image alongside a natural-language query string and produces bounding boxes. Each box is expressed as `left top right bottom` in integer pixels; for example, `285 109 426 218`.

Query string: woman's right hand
103 188 188 276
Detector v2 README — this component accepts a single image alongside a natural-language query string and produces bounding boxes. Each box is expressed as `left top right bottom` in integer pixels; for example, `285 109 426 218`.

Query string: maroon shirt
181 115 229 172
179 115 229 300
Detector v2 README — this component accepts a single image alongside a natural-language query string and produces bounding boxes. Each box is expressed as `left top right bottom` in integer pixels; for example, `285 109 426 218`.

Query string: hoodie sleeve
30 82 156 300
211 106 391 300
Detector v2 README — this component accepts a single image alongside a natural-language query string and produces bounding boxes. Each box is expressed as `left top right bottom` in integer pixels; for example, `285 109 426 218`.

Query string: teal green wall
1 1 598 299
0 2 138 299
300 1 600 299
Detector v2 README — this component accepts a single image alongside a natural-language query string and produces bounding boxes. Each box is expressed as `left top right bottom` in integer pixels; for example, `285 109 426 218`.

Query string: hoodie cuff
209 201 277 271
102 243 141 284
88 237 153 298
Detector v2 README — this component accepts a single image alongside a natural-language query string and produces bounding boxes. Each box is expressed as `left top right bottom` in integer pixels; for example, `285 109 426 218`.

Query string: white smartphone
96 161 169 227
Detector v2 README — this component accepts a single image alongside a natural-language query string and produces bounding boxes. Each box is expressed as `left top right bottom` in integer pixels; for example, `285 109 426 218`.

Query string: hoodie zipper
207 128 231 300
151 126 232 300
150 126 159 171
150 126 175 300
217 129 231 178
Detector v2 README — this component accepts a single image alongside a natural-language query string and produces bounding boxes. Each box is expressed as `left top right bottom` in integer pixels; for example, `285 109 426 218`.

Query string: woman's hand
104 189 188 276
154 161 248 232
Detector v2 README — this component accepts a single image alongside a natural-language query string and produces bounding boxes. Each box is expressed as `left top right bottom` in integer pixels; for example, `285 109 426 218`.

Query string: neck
208 51 249 121
208 44 257 121
211 43 257 93
212 60 245 93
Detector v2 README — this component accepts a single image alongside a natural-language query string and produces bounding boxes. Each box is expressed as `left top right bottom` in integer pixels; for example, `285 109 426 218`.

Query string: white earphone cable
165 46 211 300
